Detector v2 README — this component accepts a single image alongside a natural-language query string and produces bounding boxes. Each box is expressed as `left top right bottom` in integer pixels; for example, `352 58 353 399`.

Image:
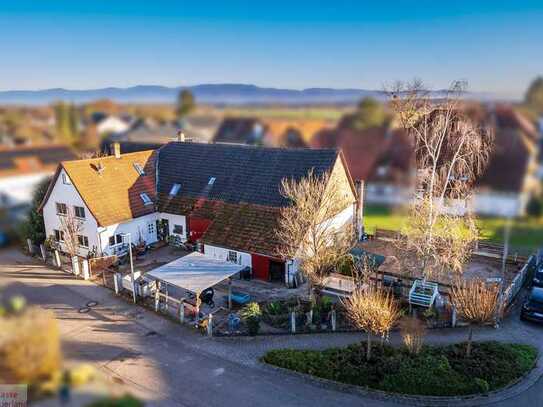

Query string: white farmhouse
40 145 158 257
40 141 361 287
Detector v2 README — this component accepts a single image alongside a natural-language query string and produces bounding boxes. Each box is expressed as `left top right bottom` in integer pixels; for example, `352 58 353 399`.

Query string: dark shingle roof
212 118 267 145
157 142 339 210
0 144 77 176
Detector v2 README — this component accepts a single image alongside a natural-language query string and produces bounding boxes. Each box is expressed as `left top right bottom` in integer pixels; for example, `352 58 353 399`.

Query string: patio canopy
146 252 246 294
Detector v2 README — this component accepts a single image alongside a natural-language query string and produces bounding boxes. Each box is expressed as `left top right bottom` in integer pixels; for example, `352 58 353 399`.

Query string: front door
269 260 284 283
157 219 169 240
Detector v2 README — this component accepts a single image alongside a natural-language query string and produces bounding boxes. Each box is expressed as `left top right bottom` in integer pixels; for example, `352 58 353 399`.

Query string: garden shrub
262 341 537 396
0 307 61 385
86 395 143 407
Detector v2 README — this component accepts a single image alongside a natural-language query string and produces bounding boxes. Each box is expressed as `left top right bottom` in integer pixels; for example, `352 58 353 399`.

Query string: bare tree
276 170 355 299
399 316 426 355
389 80 493 281
450 278 502 357
59 209 83 259
342 282 401 360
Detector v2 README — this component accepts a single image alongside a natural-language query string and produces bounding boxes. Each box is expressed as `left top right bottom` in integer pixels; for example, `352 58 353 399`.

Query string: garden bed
262 341 537 396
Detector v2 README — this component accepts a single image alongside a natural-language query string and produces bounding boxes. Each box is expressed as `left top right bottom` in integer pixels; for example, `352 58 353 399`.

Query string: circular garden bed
262 341 537 396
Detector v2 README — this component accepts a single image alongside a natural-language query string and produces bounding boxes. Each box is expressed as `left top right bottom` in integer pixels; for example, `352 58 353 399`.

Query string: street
1 248 543 406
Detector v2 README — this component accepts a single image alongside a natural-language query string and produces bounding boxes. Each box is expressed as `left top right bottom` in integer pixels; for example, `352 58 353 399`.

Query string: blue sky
0 1 542 98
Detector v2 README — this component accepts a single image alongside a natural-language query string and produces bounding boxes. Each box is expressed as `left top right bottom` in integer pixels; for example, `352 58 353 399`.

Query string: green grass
363 205 543 253
219 106 349 121
262 341 537 397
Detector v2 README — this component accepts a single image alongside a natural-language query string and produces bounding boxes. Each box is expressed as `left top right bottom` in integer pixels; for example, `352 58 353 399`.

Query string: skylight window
140 193 153 205
208 177 216 185
133 163 145 176
169 183 181 196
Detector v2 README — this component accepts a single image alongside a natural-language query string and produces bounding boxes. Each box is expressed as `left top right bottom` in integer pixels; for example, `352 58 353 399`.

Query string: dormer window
140 193 153 205
169 183 181 196
133 163 145 176
208 177 216 185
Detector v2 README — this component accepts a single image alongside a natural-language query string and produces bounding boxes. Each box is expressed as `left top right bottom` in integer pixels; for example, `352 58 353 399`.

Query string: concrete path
1 248 542 406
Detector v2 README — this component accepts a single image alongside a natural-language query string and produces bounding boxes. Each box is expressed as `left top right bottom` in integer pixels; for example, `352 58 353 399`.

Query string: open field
363 205 543 253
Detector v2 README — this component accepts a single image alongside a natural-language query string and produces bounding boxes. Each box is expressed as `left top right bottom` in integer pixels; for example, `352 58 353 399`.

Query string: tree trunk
466 325 473 357
366 332 372 361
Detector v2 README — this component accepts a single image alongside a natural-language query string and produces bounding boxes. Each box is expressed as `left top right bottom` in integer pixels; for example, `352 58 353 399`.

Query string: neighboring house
312 105 541 217
40 146 158 258
96 115 131 135
0 144 77 220
472 105 540 217
212 118 268 145
312 126 413 206
40 142 359 286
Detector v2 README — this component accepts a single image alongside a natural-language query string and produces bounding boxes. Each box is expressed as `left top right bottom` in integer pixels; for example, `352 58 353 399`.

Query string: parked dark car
532 268 543 288
520 287 543 323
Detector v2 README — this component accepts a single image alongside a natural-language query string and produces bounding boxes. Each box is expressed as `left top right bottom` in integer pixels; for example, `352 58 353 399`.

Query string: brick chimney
112 142 121 159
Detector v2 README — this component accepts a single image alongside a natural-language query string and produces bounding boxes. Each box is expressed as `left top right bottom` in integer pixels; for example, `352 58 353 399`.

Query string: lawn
364 205 543 253
262 341 537 397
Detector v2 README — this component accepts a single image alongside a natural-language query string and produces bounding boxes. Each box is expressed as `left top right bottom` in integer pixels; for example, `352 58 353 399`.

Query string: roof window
140 193 153 205
169 183 181 196
133 163 145 176
208 177 216 185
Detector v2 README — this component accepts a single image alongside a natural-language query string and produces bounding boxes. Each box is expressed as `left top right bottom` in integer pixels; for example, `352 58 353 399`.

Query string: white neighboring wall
98 212 159 256
159 212 188 241
97 116 130 134
203 244 252 268
0 172 52 209
42 169 99 257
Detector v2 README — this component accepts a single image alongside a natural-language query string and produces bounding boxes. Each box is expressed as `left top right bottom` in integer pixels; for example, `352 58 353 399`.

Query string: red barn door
251 254 270 281
188 217 212 243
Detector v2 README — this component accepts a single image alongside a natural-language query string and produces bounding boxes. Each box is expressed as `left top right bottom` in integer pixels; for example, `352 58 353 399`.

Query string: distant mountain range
0 83 498 105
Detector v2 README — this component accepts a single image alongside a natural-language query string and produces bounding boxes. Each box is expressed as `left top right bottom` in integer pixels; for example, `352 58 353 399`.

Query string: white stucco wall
42 169 99 257
0 172 52 209
98 212 159 256
159 212 187 241
203 244 252 268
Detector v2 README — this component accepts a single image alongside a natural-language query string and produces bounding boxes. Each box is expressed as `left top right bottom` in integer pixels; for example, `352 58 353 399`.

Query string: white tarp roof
146 252 246 294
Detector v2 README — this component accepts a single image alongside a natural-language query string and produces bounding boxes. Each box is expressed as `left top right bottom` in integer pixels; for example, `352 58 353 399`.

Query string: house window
133 163 145 176
208 177 216 185
77 235 89 248
62 173 71 185
148 222 155 234
54 229 65 242
227 250 237 263
173 224 183 235
116 234 123 245
74 206 86 219
169 183 181 196
109 236 115 246
140 193 153 205
56 202 67 215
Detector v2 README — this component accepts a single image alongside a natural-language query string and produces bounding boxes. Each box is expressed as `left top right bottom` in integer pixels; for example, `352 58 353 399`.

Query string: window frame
227 250 238 263
61 173 71 185
54 229 65 242
77 235 89 248
140 193 153 206
133 163 145 176
173 224 183 235
147 222 155 235
169 183 181 196
56 202 67 216
74 205 86 219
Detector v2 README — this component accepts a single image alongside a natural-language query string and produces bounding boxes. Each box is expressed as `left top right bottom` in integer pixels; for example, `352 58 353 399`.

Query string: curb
259 353 542 406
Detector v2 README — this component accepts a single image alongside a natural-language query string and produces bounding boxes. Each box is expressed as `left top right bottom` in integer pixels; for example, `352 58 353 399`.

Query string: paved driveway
1 248 542 406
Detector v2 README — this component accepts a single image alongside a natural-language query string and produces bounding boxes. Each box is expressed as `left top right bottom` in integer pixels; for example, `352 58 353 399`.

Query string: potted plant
240 302 262 336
